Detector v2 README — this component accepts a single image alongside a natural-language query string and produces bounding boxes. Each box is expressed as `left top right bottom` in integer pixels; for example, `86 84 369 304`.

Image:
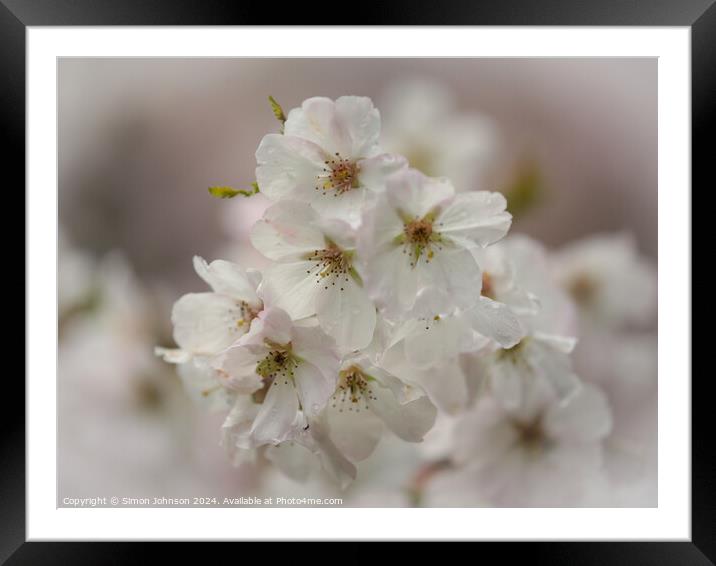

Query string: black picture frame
8 0 705 561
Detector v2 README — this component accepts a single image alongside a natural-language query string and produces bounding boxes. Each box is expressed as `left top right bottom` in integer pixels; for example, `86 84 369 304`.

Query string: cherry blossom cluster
157 95 624 490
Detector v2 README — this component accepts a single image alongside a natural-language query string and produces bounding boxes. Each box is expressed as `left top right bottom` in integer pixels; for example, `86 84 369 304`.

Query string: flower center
567 273 597 306
304 243 359 291
256 342 298 383
496 338 529 363
397 211 445 268
514 417 548 456
331 366 377 412
481 272 496 300
234 300 262 330
316 153 360 196
405 219 433 245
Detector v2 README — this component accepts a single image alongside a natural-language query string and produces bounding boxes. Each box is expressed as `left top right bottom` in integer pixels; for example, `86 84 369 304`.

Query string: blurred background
58 58 657 507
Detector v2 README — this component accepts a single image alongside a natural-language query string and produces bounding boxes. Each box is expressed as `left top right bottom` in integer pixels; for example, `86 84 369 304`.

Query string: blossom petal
284 96 380 158
177 357 234 412
255 133 326 202
367 382 437 442
250 201 325 261
452 398 518 466
192 256 260 305
438 191 512 247
240 306 293 346
259 261 321 320
403 315 468 369
265 440 315 482
385 168 454 219
310 185 369 226
358 153 408 192
291 325 339 385
293 360 335 417
383 349 467 415
297 417 357 489
315 276 376 352
171 292 245 354
325 401 384 462
220 345 264 393
250 378 299 445
377 246 419 315
528 337 581 401
335 95 381 157
490 359 525 410
412 246 483 315
284 97 350 156
544 383 613 443
464 296 524 348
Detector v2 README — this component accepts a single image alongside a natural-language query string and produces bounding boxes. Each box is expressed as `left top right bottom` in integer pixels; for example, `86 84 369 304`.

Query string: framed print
8 0 705 560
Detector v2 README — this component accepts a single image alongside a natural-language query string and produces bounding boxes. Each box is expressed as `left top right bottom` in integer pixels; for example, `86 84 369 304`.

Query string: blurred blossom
380 78 498 191
424 382 612 507
58 244 252 500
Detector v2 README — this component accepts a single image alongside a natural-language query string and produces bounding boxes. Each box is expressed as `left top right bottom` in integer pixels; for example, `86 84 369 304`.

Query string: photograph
57 57 658 509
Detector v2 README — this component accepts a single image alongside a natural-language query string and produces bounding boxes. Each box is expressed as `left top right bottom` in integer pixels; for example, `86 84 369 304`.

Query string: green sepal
208 182 260 199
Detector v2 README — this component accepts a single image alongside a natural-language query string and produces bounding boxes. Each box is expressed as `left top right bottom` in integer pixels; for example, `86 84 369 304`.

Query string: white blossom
552 233 656 329
380 78 498 191
250 201 375 352
219 307 339 446
256 96 407 225
436 382 613 507
322 355 437 462
359 168 512 318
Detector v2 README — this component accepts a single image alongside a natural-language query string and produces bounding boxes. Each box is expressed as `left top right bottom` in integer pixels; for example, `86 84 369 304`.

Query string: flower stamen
331 366 377 413
316 153 360 196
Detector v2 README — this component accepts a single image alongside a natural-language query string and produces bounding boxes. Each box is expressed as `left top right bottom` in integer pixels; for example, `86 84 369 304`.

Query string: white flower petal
364 242 419 316
297 416 357 489
464 296 524 348
367 382 436 442
293 360 335 417
335 95 381 157
453 398 518 466
265 440 316 483
250 201 325 261
250 378 299 445
220 346 264 393
403 315 467 369
438 191 512 247
192 256 260 305
544 384 613 443
177 357 233 412
255 133 326 202
240 306 293 346
384 350 467 415
412 246 482 315
528 337 581 401
325 401 383 462
284 97 350 156
385 169 454 219
259 261 321 321
310 185 368 225
221 397 260 456
291 326 339 385
358 153 408 192
490 359 525 410
315 276 376 352
171 293 245 354
154 347 190 364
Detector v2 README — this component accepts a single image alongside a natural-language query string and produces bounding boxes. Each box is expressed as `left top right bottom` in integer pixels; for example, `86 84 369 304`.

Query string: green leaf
268 95 286 132
208 182 260 199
